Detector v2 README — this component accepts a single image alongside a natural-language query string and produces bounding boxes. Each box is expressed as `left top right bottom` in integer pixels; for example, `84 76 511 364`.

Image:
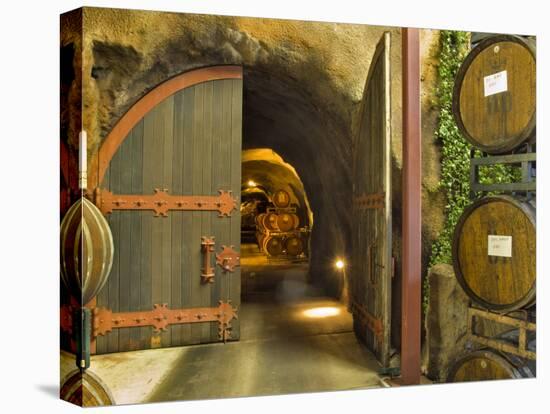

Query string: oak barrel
255 231 283 256
277 213 299 232
255 213 266 228
285 235 304 256
272 189 291 208
452 195 536 311
60 370 115 407
448 330 535 382
256 231 266 249
452 35 536 154
60 198 114 305
265 235 284 256
264 212 280 231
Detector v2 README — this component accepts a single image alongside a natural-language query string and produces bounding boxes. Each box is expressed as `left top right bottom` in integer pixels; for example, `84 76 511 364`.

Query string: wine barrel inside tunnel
264 235 284 256
285 235 304 256
452 35 536 154
452 195 536 312
277 213 299 232
272 189 291 208
257 212 279 231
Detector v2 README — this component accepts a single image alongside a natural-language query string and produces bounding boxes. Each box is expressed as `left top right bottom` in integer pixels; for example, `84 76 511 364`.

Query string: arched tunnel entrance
241 68 353 298
233 69 370 376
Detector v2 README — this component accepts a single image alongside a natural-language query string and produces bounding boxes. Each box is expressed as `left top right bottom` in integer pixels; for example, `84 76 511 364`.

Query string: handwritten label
488 235 512 258
484 71 508 97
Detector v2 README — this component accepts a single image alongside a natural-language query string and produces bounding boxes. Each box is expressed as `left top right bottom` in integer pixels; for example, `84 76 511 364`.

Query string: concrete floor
61 245 383 405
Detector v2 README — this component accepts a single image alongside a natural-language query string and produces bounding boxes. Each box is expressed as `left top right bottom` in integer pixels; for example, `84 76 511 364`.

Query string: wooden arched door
91 66 243 354
351 33 393 368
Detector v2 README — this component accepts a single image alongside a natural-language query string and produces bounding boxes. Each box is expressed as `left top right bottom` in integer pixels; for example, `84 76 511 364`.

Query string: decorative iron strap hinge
353 192 385 210
350 301 384 343
92 301 238 342
94 188 237 217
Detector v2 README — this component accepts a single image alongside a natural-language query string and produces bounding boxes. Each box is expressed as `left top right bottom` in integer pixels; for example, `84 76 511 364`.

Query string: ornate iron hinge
354 192 385 210
94 188 237 217
92 301 238 342
350 301 384 343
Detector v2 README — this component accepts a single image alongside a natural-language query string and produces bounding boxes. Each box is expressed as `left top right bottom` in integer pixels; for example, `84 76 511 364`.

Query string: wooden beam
400 27 422 385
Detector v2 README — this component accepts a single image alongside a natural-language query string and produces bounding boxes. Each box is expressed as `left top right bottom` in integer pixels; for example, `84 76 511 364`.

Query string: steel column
401 27 421 385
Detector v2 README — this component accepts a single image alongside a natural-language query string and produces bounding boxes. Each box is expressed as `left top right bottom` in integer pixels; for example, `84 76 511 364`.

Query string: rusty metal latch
216 245 240 272
201 237 216 283
95 188 237 217
368 242 377 285
354 192 385 210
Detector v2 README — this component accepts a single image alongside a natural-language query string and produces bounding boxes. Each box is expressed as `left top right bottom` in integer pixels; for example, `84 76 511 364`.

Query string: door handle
368 242 377 285
201 236 215 283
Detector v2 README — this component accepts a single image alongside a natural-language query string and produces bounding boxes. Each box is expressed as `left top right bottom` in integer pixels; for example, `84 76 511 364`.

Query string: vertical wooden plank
117 129 133 352
229 78 243 339
129 119 143 351
181 86 195 345
170 91 184 347
95 164 110 354
210 80 224 340
216 79 233 343
149 101 165 348
140 111 154 350
162 96 174 347
191 83 205 344
106 146 120 353
201 81 214 342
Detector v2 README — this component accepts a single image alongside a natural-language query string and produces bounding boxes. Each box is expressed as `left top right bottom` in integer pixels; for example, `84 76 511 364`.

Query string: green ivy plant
428 30 471 269
424 31 519 311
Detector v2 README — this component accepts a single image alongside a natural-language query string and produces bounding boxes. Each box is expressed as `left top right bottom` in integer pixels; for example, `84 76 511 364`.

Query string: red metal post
401 27 421 385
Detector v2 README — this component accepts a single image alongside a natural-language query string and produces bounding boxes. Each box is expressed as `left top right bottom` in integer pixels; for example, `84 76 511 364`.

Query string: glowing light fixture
247 180 257 187
303 307 341 318
335 259 345 270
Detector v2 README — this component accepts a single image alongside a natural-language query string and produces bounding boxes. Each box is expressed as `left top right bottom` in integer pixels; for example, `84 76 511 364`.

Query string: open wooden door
351 33 392 368
89 66 243 354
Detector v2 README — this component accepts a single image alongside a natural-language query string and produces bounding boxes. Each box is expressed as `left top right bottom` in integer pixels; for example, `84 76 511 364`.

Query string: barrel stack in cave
448 34 536 382
254 189 309 259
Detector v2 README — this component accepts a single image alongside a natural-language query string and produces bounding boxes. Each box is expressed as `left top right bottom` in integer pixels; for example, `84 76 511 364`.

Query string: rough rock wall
60 9 82 158
63 7 445 302
423 264 469 382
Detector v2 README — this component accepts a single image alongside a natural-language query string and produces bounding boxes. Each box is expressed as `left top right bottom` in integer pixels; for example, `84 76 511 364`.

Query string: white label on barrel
484 70 508 97
488 235 512 257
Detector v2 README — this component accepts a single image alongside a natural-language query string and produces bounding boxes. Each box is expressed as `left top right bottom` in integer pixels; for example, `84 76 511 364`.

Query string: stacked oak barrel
448 35 536 382
255 189 308 258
